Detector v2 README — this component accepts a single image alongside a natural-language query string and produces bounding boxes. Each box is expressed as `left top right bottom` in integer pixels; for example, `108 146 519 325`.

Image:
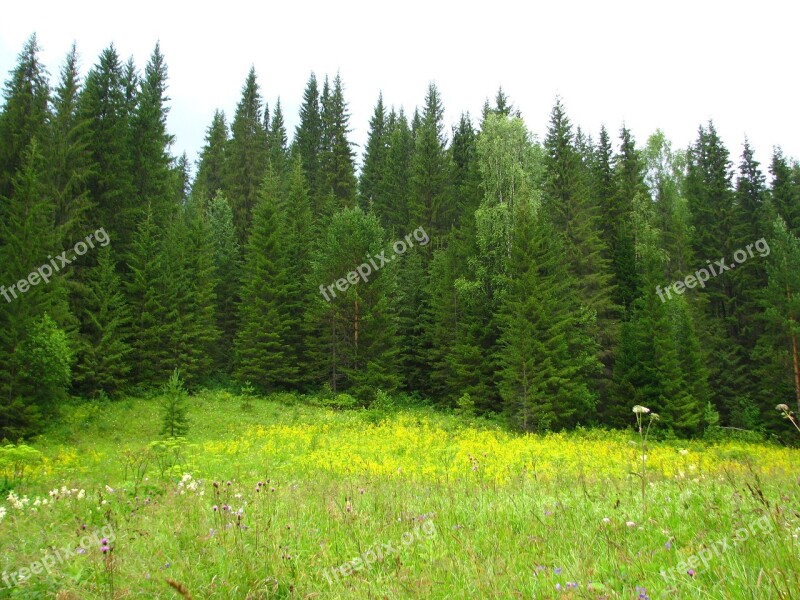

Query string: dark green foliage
410 84 452 240
380 108 414 234
320 74 357 210
1 35 799 439
307 207 400 400
48 44 93 247
359 94 389 213
499 199 600 431
79 45 137 262
1 314 73 438
74 246 132 397
131 43 176 225
292 73 324 211
234 169 297 390
225 67 268 244
0 34 49 200
207 193 240 373
194 110 229 205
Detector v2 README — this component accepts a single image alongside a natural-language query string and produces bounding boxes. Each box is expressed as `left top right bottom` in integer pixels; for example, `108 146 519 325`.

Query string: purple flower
76 547 86 554
555 583 561 591
101 545 110 554
554 567 562 575
567 582 578 589
687 569 695 576
665 541 672 550
101 537 108 545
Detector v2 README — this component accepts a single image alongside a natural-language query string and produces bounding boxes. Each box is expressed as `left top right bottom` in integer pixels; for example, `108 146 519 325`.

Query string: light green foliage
159 370 190 438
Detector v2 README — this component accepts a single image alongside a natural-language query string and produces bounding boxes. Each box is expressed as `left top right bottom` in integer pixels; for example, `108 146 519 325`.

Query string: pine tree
755 218 800 423
159 369 189 437
307 207 400 399
684 122 747 423
168 199 219 382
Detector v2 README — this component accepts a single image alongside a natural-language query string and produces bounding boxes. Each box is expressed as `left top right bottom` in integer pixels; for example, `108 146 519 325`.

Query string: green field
1 392 798 599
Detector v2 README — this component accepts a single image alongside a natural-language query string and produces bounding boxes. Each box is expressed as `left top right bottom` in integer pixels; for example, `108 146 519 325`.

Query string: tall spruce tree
359 93 389 213
234 169 297 390
225 67 268 244
193 110 228 206
320 73 357 210
410 84 452 241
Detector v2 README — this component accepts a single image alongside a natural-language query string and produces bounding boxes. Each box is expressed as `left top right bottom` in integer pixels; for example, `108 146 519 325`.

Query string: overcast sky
2 0 798 178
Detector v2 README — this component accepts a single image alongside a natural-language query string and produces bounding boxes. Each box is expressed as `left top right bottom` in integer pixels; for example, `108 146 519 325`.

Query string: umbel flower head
776 404 790 413
632 405 651 414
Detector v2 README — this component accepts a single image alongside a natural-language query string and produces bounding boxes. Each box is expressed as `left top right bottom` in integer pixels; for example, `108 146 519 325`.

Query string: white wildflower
632 405 651 414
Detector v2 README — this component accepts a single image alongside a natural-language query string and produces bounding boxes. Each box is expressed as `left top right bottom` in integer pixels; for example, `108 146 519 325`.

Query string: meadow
0 391 798 599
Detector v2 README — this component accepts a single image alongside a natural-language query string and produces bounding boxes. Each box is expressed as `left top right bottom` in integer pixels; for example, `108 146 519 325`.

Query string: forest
2 34 800 442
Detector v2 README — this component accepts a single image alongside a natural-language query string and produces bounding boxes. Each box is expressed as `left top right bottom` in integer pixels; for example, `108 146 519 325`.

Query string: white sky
1 0 798 178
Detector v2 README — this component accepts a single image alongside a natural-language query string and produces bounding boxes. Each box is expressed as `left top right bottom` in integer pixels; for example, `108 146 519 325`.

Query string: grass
0 390 798 599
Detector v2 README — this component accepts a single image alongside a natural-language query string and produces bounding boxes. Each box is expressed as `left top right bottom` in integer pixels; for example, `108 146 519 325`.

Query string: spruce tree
193 110 228 205
0 34 50 200
48 44 93 246
74 246 132 396
410 84 452 241
499 198 600 430
225 67 268 244
234 169 297 390
131 43 175 226
381 107 413 234
79 45 137 263
359 93 389 213
207 192 240 373
320 73 357 210
292 73 324 212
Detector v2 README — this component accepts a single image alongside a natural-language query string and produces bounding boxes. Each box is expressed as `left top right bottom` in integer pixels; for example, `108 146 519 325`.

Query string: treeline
1 35 799 440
